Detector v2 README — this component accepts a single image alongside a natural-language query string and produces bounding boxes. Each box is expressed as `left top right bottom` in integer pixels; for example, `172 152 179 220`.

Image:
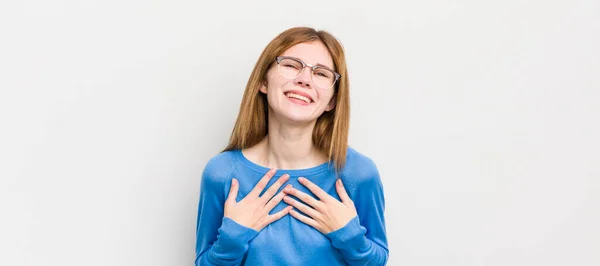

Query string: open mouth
284 92 313 104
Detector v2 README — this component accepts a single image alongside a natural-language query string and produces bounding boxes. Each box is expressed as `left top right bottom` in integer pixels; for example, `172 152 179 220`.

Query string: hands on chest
223 169 357 234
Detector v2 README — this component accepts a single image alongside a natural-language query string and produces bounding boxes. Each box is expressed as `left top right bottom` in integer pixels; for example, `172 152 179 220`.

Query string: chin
268 100 325 125
284 114 316 124
279 110 320 124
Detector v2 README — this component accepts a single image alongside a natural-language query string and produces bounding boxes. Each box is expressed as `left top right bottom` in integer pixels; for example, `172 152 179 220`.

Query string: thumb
226 178 239 203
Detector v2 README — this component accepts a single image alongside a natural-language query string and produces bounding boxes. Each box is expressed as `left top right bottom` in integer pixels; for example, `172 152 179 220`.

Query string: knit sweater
195 147 388 265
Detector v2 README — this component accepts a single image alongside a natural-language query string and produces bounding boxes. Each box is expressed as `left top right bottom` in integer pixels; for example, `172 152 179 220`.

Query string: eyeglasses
275 56 341 89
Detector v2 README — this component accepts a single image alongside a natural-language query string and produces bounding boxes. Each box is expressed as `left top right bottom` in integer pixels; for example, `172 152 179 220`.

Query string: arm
194 162 258 266
195 162 292 266
325 170 389 265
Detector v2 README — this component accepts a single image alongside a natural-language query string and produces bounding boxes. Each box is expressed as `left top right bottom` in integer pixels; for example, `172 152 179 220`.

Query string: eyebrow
286 56 335 71
316 62 334 70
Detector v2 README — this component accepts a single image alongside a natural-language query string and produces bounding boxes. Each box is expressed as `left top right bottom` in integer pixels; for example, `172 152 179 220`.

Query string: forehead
280 41 334 70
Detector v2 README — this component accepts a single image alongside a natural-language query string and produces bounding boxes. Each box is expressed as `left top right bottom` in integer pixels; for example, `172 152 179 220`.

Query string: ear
259 81 267 94
325 95 336 111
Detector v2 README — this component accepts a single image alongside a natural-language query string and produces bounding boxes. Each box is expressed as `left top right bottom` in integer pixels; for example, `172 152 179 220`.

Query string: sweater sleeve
325 162 389 265
194 158 259 266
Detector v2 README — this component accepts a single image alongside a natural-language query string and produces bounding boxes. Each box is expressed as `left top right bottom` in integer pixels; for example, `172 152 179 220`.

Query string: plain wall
1 0 598 265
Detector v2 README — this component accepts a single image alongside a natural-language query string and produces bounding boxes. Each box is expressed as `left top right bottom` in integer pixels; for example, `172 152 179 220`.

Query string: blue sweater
195 147 389 265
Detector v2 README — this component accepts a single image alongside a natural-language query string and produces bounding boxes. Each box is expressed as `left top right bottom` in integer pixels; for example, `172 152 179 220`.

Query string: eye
314 69 332 78
283 64 299 69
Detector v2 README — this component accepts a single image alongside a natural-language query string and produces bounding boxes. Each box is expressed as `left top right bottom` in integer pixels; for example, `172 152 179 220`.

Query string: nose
294 66 313 88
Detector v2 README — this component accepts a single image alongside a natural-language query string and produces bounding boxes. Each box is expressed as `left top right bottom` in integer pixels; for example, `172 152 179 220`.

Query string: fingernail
232 178 237 184
298 177 304 182
338 179 342 184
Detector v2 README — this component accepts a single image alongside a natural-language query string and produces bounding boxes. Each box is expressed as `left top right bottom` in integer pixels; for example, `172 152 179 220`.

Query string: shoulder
201 150 239 185
341 147 381 186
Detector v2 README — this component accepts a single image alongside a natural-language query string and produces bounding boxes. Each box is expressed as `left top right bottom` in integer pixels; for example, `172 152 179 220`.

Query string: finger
284 185 322 209
248 168 277 198
226 178 239 203
264 189 287 211
335 178 353 205
259 174 290 203
283 195 321 218
289 209 320 229
266 205 293 224
297 177 330 201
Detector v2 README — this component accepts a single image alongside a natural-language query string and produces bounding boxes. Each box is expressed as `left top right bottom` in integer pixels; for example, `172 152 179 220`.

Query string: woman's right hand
224 168 292 231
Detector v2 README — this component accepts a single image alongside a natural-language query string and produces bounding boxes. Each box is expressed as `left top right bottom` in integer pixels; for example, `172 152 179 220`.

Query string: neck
244 114 327 170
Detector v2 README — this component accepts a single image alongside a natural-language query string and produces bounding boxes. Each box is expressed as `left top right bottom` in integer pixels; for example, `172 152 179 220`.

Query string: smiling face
260 41 337 124
225 27 350 172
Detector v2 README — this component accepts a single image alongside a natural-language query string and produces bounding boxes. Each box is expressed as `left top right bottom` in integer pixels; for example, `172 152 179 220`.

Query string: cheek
318 90 335 105
265 73 292 92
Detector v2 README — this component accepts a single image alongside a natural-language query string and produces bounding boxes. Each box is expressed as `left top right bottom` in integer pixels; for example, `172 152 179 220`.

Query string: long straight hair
224 27 350 172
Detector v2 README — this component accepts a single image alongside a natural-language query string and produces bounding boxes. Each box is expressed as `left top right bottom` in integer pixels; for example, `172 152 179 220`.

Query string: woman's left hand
283 177 357 234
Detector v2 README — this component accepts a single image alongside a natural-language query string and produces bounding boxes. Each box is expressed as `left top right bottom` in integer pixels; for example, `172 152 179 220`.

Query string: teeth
285 92 311 103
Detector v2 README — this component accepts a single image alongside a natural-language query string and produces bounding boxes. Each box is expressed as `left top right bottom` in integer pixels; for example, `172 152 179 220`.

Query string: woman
195 27 389 266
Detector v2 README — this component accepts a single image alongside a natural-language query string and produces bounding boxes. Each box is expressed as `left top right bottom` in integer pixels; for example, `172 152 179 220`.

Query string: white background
1 0 599 265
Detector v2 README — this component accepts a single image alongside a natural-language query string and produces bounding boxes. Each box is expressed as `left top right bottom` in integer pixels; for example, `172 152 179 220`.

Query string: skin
225 41 357 234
